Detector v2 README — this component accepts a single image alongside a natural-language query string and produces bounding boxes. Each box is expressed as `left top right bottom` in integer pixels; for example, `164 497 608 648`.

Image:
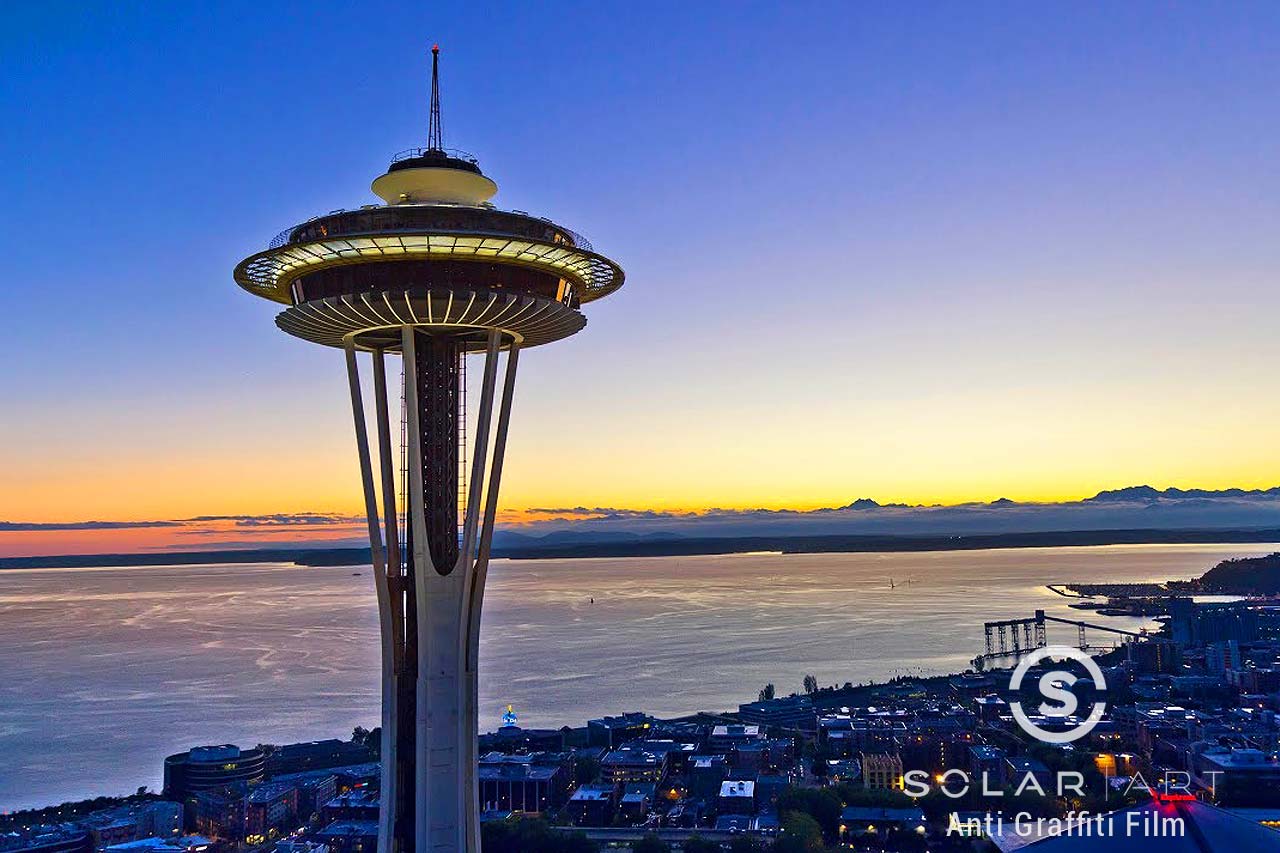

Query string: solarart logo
1009 645 1107 744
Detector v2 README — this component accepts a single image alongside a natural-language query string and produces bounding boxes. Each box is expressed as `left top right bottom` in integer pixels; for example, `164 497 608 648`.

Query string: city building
245 783 299 841
477 726 564 754
191 786 246 841
1192 747 1280 793
689 755 730 801
897 730 975 775
600 746 666 785
162 745 266 802
738 696 816 730
754 774 791 810
476 753 570 814
83 817 142 853
708 724 762 753
636 739 698 774
82 801 183 849
1206 640 1243 674
1168 599 1261 647
825 759 862 784
289 775 339 822
1233 667 1280 694
860 752 904 790
274 842 329 853
839 806 927 838
564 784 615 827
231 46 624 853
821 717 908 757
618 783 656 822
311 822 377 853
974 694 1009 725
265 741 375 776
0 828 92 853
968 745 1007 787
321 791 380 823
102 838 210 853
1127 640 1182 675
717 780 756 815
587 713 653 749
1005 756 1052 792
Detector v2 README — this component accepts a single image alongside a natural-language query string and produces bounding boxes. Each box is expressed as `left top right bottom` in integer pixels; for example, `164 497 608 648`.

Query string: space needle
233 47 624 853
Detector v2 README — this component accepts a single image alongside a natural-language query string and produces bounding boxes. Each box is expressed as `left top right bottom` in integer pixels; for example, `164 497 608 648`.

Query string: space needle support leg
343 338 397 853
460 331 502 568
463 341 519 851
446 330 501 850
370 347 404 853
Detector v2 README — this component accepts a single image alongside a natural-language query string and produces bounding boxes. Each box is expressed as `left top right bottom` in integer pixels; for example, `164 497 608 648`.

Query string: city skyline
4 2 1280 525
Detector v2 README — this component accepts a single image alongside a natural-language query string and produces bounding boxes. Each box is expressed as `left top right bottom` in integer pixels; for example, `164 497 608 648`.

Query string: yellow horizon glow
3 359 1278 527
5 475 1280 526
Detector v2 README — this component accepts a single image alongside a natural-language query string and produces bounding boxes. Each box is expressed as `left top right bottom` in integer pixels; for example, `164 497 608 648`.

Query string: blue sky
3 1 1279 528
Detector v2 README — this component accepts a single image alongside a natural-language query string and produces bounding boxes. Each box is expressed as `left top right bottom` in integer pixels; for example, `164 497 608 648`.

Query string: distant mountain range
5 486 1280 567
494 485 1280 547
1086 485 1280 502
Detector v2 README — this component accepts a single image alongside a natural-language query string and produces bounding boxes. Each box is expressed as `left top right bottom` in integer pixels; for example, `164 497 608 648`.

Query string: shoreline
3 526 1279 570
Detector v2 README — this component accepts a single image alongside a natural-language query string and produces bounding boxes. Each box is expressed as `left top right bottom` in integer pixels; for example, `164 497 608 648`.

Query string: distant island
3 525 1280 570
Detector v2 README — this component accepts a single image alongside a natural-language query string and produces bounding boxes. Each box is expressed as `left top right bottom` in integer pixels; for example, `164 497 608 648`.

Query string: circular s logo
1009 646 1107 744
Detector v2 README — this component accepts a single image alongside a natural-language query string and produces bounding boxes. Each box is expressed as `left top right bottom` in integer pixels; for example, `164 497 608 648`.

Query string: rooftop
185 745 248 762
477 763 560 782
719 781 755 798
840 806 925 822
589 712 653 728
602 746 663 766
323 790 379 808
568 785 614 802
247 783 297 803
104 838 212 853
711 724 761 738
1200 748 1280 769
314 821 378 839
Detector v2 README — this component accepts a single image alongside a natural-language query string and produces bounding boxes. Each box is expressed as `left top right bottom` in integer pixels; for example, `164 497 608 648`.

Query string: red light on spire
432 44 440 54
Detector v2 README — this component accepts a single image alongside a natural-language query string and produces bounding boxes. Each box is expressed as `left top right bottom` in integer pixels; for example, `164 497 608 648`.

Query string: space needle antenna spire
428 44 443 151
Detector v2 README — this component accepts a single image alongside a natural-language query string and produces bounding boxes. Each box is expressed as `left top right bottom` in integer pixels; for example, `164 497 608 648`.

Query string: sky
2 1 1279 549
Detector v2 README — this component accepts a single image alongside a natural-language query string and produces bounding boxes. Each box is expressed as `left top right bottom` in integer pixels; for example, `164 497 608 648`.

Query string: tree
776 787 842 841
729 835 765 853
803 674 818 694
631 834 671 853
481 816 598 853
353 725 382 756
681 837 721 853
834 783 914 810
884 828 929 852
773 811 825 853
759 683 776 702
574 755 601 785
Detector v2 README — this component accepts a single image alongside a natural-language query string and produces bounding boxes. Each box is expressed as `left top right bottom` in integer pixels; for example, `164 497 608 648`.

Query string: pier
974 608 1171 670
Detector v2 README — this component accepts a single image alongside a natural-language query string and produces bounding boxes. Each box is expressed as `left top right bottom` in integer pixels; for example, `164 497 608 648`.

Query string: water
0 542 1273 811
